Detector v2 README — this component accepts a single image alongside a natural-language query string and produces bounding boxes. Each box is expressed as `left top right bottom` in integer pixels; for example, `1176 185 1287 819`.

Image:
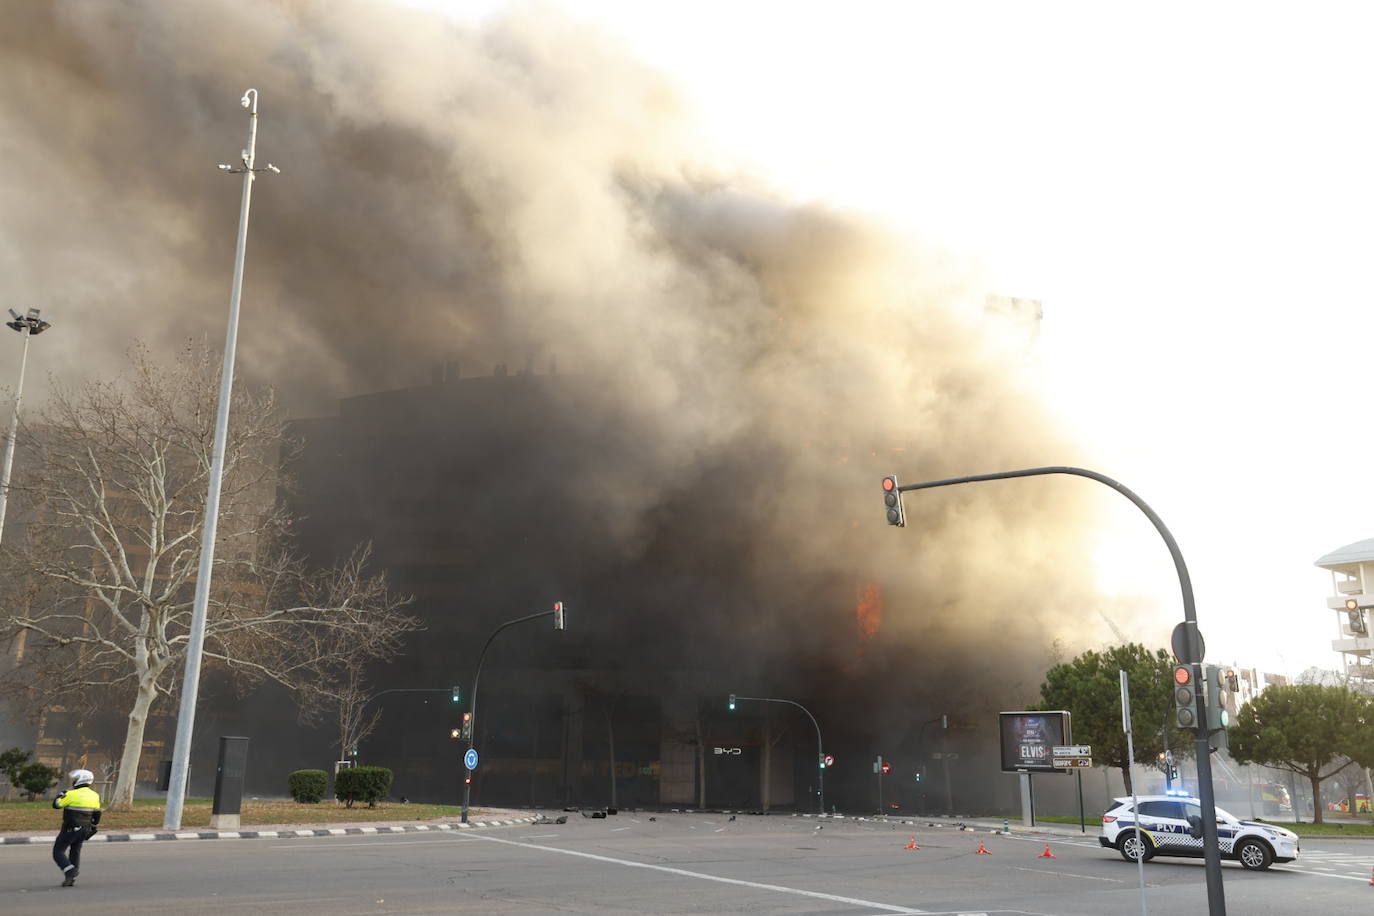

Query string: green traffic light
728 694 736 711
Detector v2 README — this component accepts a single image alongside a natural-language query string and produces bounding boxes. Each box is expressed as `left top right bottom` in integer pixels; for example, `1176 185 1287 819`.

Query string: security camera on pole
163 90 280 832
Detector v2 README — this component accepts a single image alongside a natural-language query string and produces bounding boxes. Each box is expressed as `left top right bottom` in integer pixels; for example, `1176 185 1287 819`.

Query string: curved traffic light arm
893 465 1225 916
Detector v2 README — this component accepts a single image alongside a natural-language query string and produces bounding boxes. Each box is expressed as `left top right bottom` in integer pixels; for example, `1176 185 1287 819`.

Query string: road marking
455 832 927 914
610 827 631 832
1010 866 1123 883
522 834 559 839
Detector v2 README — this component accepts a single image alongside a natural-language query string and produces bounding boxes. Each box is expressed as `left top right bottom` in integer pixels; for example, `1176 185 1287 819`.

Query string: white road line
272 839 449 848
1010 866 1123 883
455 832 927 914
522 834 559 839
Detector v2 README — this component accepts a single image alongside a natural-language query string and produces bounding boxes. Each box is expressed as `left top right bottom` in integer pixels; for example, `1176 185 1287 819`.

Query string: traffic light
1173 665 1197 730
915 767 924 782
728 694 736 711
881 476 906 527
450 728 460 739
452 686 462 703
461 711 473 742
1225 669 1240 692
1347 598 1367 636
1206 665 1231 751
553 601 566 630
1205 665 1231 730
349 746 358 758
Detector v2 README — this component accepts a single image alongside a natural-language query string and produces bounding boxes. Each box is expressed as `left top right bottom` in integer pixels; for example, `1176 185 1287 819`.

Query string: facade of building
1315 538 1374 686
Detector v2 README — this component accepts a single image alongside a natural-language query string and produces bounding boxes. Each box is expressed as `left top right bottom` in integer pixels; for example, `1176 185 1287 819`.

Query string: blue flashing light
1165 788 1191 797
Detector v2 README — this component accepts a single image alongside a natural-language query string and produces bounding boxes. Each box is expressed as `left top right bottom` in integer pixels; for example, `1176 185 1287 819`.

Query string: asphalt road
3 812 1372 914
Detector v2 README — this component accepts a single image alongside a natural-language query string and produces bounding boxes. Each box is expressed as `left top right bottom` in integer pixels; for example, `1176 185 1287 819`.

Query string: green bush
288 769 328 804
334 766 393 808
16 762 61 799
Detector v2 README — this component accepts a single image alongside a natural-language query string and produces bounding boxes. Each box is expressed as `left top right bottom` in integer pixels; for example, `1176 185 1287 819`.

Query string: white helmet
68 769 94 787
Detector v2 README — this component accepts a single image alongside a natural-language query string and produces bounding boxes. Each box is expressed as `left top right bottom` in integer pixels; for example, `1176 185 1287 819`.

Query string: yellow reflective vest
53 786 102 829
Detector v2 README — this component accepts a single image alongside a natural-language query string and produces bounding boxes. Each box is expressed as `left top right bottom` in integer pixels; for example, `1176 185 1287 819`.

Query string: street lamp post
462 602 566 824
0 308 52 543
917 714 947 813
728 695 826 815
163 90 280 831
889 465 1226 916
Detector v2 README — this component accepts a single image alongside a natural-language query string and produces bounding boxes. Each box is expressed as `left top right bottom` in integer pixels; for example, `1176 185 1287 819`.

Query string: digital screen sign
999 710 1071 773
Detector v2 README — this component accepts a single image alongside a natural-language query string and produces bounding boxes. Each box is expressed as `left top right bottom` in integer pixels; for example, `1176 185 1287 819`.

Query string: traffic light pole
731 695 825 815
894 466 1226 916
462 607 563 824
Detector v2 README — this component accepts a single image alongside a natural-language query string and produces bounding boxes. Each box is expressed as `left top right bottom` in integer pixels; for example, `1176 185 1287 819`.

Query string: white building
1314 538 1374 685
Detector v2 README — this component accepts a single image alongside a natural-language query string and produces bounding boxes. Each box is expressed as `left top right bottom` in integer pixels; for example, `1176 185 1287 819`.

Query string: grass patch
0 799 473 833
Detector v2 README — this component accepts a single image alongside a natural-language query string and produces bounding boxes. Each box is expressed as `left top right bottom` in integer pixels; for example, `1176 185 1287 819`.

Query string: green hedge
288 769 328 804
334 766 393 808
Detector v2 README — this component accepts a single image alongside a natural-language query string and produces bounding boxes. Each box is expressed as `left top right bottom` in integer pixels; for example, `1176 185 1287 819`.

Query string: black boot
61 867 78 887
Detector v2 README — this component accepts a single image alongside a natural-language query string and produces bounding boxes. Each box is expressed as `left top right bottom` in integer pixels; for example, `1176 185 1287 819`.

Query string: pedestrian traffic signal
728 694 736 711
1205 664 1231 730
1173 665 1197 730
452 686 462 703
461 712 473 741
553 601 566 630
1346 598 1367 636
881 476 906 527
1224 668 1240 692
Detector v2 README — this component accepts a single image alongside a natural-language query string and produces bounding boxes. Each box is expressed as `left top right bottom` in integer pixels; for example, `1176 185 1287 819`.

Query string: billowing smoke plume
1 1 1147 794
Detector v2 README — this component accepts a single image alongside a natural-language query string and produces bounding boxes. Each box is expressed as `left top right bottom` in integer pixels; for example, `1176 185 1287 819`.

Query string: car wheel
1236 839 1274 870
1118 831 1152 863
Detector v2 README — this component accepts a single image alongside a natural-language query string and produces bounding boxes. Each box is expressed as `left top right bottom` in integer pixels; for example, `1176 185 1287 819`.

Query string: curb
1 815 540 845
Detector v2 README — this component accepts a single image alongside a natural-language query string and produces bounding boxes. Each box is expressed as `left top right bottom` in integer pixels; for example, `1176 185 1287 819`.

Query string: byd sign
713 747 743 756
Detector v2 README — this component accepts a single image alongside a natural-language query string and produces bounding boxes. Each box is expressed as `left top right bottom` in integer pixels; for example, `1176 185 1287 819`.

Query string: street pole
0 309 51 542
462 604 565 824
729 695 825 815
164 90 279 831
893 466 1226 915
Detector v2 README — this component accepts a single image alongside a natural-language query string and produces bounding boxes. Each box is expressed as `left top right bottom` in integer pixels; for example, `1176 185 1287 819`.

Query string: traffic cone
1038 843 1057 859
904 835 920 850
975 838 992 854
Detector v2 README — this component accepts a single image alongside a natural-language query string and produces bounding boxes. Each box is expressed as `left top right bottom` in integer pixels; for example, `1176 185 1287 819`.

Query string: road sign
1053 757 1092 768
1052 745 1091 757
464 748 479 770
881 761 891 774
823 754 835 768
1171 621 1205 665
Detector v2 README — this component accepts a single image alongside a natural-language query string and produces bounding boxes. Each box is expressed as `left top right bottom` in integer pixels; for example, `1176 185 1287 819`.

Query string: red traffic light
1173 665 1192 686
1347 598 1360 611
882 476 896 492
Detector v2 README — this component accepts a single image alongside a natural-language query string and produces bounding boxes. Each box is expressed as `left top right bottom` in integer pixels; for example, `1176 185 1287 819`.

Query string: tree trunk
1310 771 1324 824
1121 762 1133 797
110 675 160 809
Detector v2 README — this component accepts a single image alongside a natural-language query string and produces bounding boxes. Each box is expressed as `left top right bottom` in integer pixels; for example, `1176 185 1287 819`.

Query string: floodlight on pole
163 89 280 832
0 307 51 545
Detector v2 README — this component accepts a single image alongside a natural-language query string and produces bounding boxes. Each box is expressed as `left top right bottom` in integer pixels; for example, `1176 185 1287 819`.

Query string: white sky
421 0 1374 677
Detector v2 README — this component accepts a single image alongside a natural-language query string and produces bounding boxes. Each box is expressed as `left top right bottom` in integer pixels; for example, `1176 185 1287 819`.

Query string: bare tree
0 343 417 808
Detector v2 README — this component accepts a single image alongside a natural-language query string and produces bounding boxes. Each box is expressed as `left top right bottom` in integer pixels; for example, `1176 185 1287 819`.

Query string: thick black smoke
1 0 1152 804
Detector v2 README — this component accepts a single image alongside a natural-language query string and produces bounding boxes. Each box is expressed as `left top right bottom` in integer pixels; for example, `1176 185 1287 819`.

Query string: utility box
209 736 250 830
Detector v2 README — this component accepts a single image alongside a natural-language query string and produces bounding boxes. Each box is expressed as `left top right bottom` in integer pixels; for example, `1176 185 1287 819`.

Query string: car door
1137 800 1192 855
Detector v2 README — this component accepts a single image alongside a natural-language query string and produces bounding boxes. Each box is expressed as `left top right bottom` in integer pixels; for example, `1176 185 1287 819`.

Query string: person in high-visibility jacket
52 768 101 887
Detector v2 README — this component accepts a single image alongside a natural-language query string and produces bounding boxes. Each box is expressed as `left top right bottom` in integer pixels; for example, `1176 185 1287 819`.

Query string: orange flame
856 582 883 641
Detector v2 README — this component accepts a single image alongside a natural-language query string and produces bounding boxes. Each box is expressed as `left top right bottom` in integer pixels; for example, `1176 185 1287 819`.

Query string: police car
1100 794 1299 870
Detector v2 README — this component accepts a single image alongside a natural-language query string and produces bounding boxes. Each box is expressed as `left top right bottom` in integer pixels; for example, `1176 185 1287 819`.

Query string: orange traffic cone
975 838 992 854
1039 843 1057 859
904 835 920 850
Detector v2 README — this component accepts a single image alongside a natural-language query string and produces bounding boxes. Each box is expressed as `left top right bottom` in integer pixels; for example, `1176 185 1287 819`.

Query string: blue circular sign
464 749 479 770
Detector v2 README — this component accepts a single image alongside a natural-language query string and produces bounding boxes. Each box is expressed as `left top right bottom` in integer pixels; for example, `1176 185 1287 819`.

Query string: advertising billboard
999 710 1071 773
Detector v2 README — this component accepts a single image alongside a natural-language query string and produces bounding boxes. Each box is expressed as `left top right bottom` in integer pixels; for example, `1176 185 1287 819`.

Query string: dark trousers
52 827 88 874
